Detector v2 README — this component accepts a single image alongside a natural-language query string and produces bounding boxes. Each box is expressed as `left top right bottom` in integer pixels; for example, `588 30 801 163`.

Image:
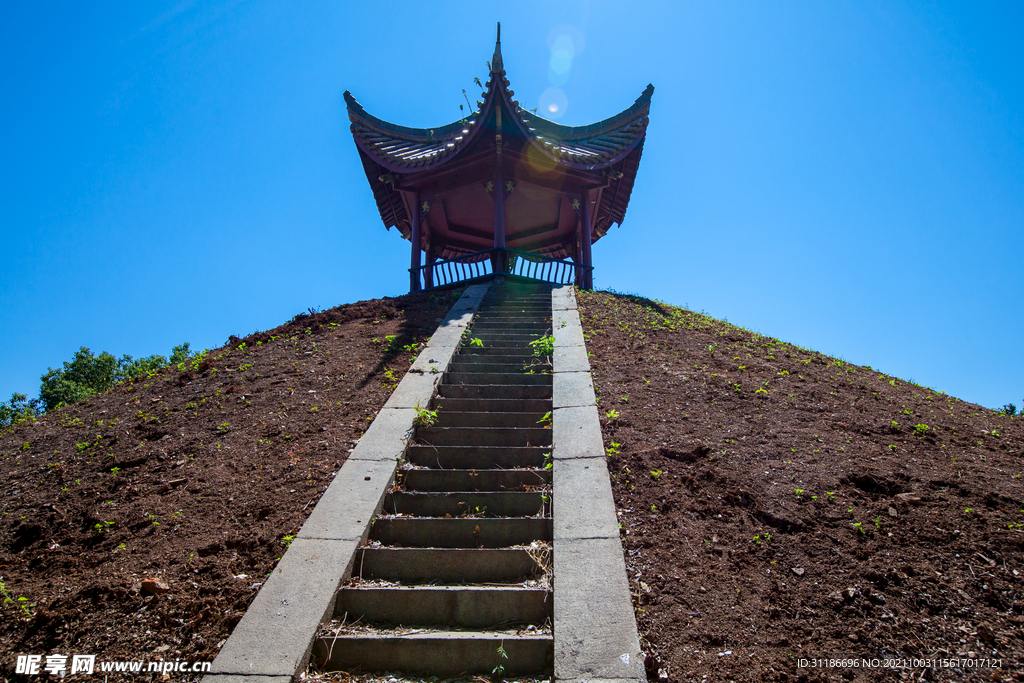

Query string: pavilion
345 25 653 292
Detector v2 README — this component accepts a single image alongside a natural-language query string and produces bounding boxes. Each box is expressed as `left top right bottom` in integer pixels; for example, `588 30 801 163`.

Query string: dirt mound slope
578 290 1024 683
3 285 1021 682
0 288 463 675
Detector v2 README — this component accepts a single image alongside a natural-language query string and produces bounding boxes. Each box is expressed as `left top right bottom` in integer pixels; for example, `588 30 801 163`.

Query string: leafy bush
38 343 191 411
0 393 41 428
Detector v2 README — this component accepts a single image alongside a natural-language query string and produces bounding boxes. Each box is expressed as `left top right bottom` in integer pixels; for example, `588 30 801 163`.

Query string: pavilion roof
345 27 653 246
344 84 652 175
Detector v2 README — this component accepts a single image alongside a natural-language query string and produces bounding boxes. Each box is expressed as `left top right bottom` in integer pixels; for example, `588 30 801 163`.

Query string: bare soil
3 285 1022 683
577 289 1024 683
0 288 463 679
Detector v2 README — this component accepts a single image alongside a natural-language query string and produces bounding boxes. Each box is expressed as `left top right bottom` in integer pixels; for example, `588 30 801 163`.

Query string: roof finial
492 22 503 73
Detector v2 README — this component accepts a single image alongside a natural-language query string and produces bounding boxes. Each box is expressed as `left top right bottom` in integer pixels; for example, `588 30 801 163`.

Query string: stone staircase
312 281 555 677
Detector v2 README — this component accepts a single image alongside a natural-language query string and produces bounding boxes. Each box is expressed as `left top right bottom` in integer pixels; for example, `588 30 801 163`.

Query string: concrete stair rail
552 284 646 682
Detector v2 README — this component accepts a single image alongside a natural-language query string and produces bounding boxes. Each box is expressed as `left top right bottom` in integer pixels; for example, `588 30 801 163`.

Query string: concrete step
369 516 551 548
356 547 547 583
444 363 549 378
445 360 533 373
447 353 538 365
401 467 550 491
483 294 551 302
453 346 533 358
464 332 549 343
443 371 552 386
437 384 551 400
460 338 539 349
314 631 552 676
471 324 551 333
433 411 549 428
417 426 552 448
334 585 551 628
384 491 547 517
406 445 548 469
432 397 551 413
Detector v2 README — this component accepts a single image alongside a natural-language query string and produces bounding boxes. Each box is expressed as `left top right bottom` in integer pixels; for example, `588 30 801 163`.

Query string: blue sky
2 1 1021 410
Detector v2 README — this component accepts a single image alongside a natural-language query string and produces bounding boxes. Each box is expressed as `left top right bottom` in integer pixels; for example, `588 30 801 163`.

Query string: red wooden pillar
493 110 506 275
580 190 593 289
573 206 583 287
409 191 422 292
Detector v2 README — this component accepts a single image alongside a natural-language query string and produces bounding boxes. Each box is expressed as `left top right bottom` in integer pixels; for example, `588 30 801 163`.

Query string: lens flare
525 143 559 175
546 25 586 56
538 88 568 119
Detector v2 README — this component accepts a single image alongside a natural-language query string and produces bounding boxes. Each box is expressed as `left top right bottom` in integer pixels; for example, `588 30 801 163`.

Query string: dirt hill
0 289 462 676
1 287 1021 682
577 289 1024 683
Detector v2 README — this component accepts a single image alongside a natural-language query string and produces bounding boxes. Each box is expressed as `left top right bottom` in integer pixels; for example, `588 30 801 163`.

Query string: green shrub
39 343 192 411
0 393 41 428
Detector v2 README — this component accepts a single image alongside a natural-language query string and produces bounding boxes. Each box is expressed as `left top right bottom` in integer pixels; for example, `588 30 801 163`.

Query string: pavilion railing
410 247 592 291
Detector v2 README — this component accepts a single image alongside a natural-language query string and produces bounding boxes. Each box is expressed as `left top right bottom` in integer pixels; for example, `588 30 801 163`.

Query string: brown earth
0 288 464 679
577 289 1024 683
2 285 1022 683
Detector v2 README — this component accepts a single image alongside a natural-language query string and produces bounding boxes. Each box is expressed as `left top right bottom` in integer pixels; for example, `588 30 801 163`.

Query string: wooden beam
409 191 422 292
493 120 506 273
580 189 593 290
433 233 493 253
445 220 494 241
510 233 576 254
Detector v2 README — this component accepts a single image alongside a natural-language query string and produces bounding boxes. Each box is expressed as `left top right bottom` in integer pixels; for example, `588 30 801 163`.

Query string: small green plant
493 642 509 677
873 516 881 529
216 422 230 435
794 488 804 497
280 534 295 548
912 423 930 437
606 441 622 458
528 335 555 357
605 408 620 422
0 580 33 617
110 467 121 477
543 452 552 470
650 469 663 480
412 402 439 428
470 337 484 347
851 521 866 535
93 521 115 534
537 411 552 426
826 491 835 502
